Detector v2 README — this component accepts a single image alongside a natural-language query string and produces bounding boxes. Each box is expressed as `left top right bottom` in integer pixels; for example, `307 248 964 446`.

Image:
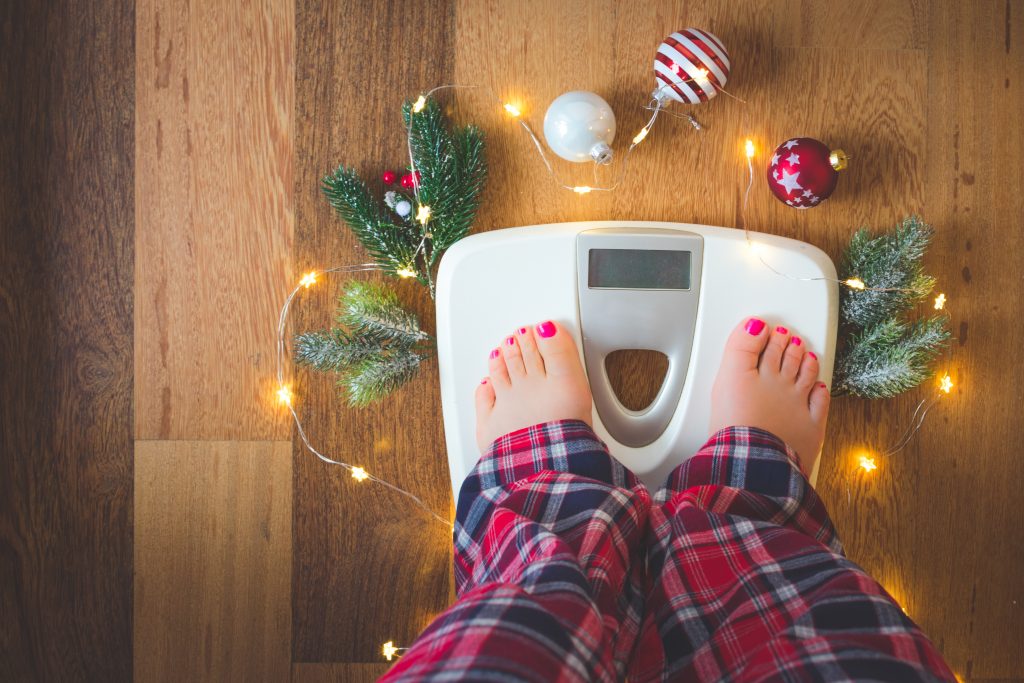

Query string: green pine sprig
840 216 936 328
834 316 950 398
834 215 950 399
321 97 486 294
294 281 434 406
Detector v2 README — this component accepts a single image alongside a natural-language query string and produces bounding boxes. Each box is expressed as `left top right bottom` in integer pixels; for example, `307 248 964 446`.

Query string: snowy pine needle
834 216 950 399
840 216 936 328
294 281 433 406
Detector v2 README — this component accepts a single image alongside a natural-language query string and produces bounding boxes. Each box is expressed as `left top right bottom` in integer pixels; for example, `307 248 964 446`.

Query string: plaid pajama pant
381 420 955 682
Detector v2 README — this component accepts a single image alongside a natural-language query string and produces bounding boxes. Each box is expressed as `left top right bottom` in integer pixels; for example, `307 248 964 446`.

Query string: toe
501 333 527 380
781 335 805 380
761 325 791 374
488 346 511 389
474 377 495 416
533 320 583 378
809 381 831 423
722 316 771 373
516 325 545 375
796 350 820 390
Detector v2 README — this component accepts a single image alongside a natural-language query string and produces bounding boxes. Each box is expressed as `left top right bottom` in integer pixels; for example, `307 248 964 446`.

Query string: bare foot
475 321 593 453
709 317 831 474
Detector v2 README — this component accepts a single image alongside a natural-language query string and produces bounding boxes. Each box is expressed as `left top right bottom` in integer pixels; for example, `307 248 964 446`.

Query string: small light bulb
695 67 711 87
845 278 866 290
411 95 426 113
632 127 650 145
745 139 755 158
858 454 878 473
934 293 946 310
503 102 521 117
382 641 398 661
416 204 432 224
276 386 292 407
396 266 417 279
573 186 592 194
939 374 954 394
299 271 317 288
351 466 369 482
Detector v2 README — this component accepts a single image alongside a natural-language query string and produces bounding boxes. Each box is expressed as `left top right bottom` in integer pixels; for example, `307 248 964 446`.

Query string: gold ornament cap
829 149 849 171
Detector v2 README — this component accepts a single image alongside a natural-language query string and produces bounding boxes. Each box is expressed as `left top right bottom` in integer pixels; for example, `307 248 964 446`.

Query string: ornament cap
829 149 849 171
590 142 614 165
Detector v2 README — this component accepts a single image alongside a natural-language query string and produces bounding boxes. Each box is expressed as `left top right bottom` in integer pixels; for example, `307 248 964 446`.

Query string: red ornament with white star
767 137 848 209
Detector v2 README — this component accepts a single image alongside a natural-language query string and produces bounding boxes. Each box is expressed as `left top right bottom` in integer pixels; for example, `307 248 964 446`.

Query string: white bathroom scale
435 221 838 494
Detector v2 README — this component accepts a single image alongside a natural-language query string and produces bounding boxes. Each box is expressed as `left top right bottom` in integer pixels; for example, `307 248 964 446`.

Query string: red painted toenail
791 336 802 346
480 378 488 384
506 336 515 346
776 326 788 334
808 351 817 359
489 348 500 359
819 382 827 388
745 318 765 335
536 321 557 338
518 327 528 335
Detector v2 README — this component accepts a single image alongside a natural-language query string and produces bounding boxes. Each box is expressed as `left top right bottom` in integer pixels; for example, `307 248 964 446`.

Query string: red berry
382 170 397 185
400 171 421 189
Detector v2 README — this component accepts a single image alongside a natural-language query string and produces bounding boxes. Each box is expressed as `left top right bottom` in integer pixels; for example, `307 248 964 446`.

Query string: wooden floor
1 0 1022 681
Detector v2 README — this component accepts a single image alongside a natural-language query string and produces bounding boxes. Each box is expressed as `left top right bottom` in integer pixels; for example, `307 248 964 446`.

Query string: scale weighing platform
435 221 838 494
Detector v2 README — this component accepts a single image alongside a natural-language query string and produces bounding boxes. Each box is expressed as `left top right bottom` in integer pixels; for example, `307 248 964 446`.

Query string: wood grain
285 0 1023 675
134 441 292 682
291 663 392 682
135 0 295 441
0 1 134 679
292 0 456 662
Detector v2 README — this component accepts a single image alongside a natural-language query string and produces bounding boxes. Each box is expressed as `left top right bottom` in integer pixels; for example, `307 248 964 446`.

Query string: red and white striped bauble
652 28 730 104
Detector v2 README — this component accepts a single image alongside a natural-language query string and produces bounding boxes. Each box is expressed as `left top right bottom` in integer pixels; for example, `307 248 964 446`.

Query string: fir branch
834 315 950 398
343 349 424 407
840 216 937 328
338 281 431 346
321 166 418 277
293 329 380 372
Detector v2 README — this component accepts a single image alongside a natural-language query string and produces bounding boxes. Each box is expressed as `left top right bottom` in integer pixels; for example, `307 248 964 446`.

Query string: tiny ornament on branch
542 91 617 164
652 28 730 105
767 137 848 209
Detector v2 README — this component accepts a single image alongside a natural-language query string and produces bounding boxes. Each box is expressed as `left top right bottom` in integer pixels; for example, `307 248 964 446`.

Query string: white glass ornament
542 91 616 164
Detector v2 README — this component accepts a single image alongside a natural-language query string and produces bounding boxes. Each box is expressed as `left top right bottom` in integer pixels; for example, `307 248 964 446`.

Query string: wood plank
291 663 391 683
135 0 295 441
134 441 292 682
292 0 456 661
0 1 134 679
773 0 928 50
910 1 1023 678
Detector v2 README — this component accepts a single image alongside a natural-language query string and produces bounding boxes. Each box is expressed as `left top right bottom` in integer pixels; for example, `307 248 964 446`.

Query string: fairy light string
281 88 959 663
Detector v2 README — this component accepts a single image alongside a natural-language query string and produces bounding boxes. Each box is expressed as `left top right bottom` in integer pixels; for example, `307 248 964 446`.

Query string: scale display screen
588 248 691 290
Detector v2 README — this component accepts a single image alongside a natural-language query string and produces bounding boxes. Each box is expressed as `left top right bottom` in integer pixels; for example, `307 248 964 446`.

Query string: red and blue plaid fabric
381 420 955 682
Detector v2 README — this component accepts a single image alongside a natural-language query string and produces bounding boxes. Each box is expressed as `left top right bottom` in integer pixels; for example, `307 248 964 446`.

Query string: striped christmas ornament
652 28 730 104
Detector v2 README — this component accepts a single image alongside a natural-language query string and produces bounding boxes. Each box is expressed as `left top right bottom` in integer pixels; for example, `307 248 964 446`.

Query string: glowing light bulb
939 374 954 394
858 454 878 473
745 139 755 158
934 293 946 310
276 386 292 407
382 641 398 661
845 278 866 290
416 205 432 224
351 466 369 482
299 271 317 288
632 127 650 145
411 95 426 113
694 67 711 87
573 186 593 194
396 266 417 279
503 102 521 117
